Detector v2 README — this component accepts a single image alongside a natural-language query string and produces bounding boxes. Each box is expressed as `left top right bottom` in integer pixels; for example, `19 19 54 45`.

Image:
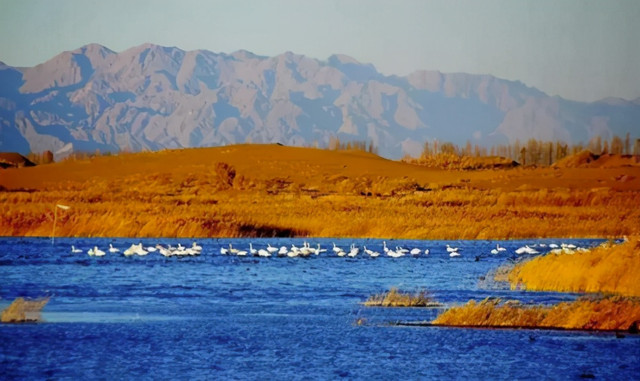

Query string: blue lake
1 237 638 379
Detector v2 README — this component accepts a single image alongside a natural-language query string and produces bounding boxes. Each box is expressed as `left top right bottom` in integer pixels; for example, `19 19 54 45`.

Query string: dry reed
364 288 441 307
432 296 640 331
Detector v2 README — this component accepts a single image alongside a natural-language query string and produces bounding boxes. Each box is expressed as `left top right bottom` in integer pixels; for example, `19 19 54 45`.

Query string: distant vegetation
410 133 639 169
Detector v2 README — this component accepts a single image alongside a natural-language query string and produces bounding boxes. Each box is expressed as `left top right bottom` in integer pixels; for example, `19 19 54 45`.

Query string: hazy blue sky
1 0 639 102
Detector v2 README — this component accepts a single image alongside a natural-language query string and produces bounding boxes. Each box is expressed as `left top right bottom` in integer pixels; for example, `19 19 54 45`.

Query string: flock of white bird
73 241 587 258
72 242 203 257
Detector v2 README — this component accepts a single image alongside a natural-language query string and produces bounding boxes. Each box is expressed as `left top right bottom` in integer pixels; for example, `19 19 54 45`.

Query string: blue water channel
1 237 637 379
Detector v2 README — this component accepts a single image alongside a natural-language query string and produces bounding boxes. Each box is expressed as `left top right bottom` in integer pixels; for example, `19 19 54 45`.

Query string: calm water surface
1 237 637 380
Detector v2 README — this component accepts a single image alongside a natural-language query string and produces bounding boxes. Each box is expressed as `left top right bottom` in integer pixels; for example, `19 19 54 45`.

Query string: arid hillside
0 144 638 238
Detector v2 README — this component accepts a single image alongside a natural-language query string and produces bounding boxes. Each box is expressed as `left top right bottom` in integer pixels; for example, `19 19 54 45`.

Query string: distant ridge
0 43 638 158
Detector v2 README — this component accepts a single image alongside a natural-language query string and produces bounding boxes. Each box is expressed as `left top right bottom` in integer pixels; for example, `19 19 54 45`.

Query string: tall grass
508 238 640 296
0 145 638 239
432 296 640 331
364 288 440 307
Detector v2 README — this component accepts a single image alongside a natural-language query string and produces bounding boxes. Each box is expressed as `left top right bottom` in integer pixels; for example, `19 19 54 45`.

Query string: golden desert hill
0 144 638 239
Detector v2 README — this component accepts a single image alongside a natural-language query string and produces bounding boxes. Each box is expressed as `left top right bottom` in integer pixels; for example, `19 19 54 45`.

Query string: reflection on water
1 237 637 379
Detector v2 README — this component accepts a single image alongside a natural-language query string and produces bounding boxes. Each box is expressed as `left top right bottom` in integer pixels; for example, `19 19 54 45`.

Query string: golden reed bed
1 145 638 239
431 297 640 332
508 237 640 297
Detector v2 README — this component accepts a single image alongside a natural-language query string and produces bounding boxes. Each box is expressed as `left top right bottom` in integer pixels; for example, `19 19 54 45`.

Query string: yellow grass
1 297 49 323
431 297 640 331
508 237 640 296
0 144 638 239
364 288 440 307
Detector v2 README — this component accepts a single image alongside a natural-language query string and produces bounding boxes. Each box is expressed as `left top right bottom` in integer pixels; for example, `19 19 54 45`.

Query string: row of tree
420 133 639 166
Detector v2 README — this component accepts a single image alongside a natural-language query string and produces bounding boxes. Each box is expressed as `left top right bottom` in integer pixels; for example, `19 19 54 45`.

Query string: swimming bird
496 244 506 252
228 244 240 255
146 246 157 252
135 245 149 256
315 244 327 254
383 241 390 253
449 251 461 258
157 245 172 257
278 246 288 256
192 242 203 252
267 244 278 254
108 244 119 253
491 248 499 255
332 243 342 253
515 245 538 255
124 243 141 256
236 249 247 256
549 243 559 248
71 245 82 253
87 247 95 256
446 244 459 253
410 248 421 255
249 243 257 256
387 249 403 258
93 246 105 257
424 249 430 255
220 246 229 255
396 247 409 255
364 247 380 257
258 248 271 257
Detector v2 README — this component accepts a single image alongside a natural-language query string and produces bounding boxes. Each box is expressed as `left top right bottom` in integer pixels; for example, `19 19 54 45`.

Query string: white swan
332 243 342 253
278 246 288 256
228 244 239 255
71 245 82 253
424 249 430 255
249 243 257 256
93 246 105 257
515 245 538 255
491 248 499 255
157 245 172 257
192 242 203 251
236 250 247 256
220 246 229 255
496 244 506 252
446 244 459 253
258 249 271 257
410 248 421 255
449 251 461 258
316 244 327 254
364 247 380 257
383 241 390 253
267 244 278 254
387 249 403 258
108 244 119 253
123 244 137 256
87 247 95 256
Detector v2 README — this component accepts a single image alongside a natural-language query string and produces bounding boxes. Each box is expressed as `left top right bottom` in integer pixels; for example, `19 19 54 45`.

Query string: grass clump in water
364 287 442 307
1 297 49 323
432 296 640 331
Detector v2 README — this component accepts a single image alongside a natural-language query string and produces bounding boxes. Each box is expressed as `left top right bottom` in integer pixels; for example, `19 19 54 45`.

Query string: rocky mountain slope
1 43 638 158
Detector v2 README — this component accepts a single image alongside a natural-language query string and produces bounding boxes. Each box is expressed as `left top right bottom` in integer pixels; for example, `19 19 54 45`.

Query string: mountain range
1 43 638 159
